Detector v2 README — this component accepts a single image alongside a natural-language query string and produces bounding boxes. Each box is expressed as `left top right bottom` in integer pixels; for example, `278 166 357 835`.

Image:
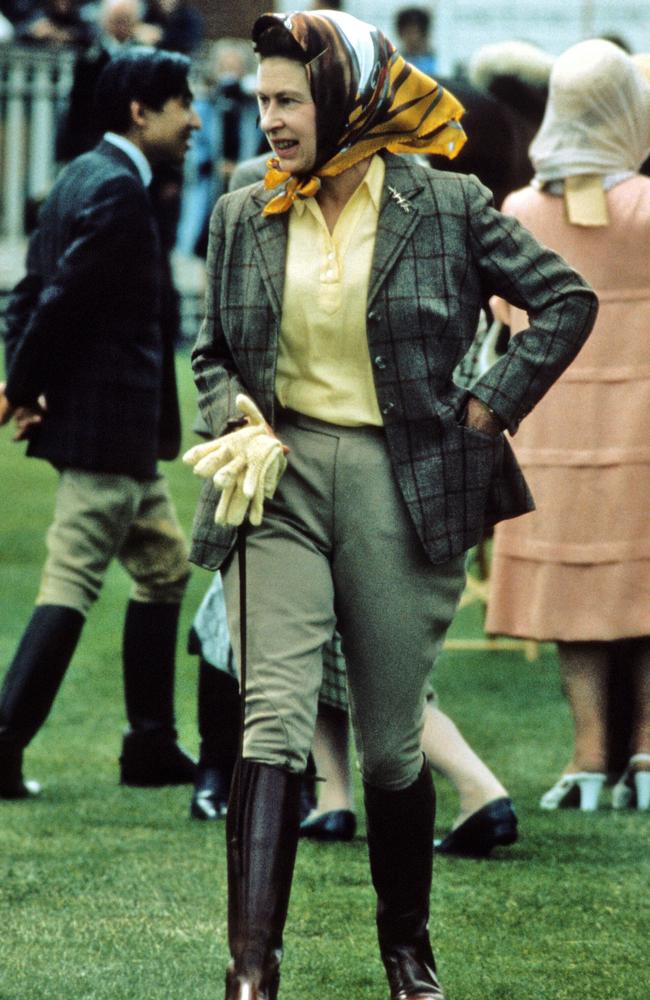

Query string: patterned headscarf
252 9 466 215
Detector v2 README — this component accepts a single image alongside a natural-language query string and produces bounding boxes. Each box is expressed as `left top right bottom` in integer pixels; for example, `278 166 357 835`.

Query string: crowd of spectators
0 0 203 53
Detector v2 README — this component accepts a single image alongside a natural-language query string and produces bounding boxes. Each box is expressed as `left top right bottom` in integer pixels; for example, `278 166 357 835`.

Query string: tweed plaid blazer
190 153 597 569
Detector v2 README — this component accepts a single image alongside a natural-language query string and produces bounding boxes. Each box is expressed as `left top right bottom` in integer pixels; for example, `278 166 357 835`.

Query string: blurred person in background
15 0 92 47
137 0 202 55
394 5 437 76
176 38 261 259
467 39 552 189
486 40 650 814
0 47 200 800
56 0 144 161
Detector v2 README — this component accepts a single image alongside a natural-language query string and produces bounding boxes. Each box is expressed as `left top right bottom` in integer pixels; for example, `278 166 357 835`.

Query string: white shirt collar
103 132 153 188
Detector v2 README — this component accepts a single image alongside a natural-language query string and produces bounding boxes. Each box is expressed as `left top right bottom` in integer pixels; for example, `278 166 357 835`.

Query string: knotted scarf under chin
256 9 466 217
262 161 322 215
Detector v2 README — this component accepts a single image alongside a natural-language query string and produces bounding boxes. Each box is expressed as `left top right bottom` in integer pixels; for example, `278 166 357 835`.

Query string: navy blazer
190 153 598 568
4 140 181 478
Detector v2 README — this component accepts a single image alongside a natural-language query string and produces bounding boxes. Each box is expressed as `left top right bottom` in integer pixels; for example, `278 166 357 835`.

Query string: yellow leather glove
183 394 288 526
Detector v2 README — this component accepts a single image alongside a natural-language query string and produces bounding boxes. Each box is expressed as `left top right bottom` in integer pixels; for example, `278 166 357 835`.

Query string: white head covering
530 39 650 184
468 40 553 94
632 52 650 83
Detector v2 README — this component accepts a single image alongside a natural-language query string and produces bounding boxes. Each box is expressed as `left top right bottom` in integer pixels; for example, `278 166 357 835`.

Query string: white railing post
2 54 27 241
1 46 75 242
29 56 57 200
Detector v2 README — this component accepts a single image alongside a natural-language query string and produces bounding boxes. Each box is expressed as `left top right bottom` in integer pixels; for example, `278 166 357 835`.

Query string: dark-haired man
0 47 201 799
394 5 437 76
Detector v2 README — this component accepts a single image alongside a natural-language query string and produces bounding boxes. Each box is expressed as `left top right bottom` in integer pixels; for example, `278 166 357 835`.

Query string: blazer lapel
248 187 289 319
368 155 425 310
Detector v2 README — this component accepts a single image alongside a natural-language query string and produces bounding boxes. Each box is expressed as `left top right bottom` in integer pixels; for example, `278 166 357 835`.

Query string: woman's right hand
183 394 288 526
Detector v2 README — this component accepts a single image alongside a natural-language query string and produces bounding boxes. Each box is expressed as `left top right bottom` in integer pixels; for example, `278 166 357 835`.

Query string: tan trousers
222 411 465 792
37 469 190 615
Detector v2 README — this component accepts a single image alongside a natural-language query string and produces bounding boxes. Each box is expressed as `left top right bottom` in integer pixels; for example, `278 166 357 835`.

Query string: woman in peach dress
486 39 650 812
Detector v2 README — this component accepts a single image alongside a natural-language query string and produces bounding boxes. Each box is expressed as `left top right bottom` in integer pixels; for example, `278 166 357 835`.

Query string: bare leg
557 641 611 774
421 702 508 827
310 703 354 814
311 700 510 824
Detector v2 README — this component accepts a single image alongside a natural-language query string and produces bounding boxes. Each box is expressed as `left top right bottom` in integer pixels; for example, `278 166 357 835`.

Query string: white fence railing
0 45 76 240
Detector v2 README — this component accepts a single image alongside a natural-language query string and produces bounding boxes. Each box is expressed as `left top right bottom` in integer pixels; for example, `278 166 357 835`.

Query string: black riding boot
190 658 240 819
225 759 302 1000
364 759 445 1000
0 605 85 798
120 600 196 786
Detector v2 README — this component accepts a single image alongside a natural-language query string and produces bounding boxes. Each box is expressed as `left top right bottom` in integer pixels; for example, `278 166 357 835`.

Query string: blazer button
374 355 387 369
381 401 395 416
367 310 379 323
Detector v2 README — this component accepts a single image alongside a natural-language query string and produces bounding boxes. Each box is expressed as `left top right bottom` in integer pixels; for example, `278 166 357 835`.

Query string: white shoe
540 772 606 812
611 754 650 811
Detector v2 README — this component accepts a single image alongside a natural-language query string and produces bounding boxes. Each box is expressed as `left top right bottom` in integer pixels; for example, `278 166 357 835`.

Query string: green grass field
1 353 647 999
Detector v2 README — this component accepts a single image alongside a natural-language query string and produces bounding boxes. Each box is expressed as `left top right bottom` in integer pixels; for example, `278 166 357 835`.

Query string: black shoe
120 731 197 787
300 808 357 841
190 764 233 820
0 776 41 800
0 747 41 799
435 797 518 857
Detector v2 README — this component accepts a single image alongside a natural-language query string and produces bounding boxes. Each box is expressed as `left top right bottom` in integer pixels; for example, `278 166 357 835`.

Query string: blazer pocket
438 403 500 495
459 422 502 489
437 396 501 452
461 421 504 445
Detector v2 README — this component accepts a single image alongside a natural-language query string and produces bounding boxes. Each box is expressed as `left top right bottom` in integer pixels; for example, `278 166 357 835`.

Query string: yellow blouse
275 154 385 426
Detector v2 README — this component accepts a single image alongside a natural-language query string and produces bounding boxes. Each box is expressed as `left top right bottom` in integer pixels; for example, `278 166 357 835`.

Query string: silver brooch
388 186 411 213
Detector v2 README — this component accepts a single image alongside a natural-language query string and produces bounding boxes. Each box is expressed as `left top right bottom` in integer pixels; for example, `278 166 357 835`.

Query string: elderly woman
185 10 596 999
486 40 650 814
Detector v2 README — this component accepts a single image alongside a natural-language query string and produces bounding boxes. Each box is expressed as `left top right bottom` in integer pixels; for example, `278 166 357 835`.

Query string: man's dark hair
94 47 192 135
395 7 431 37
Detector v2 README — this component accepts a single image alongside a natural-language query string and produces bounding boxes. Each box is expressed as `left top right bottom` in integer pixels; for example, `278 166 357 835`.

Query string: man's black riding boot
0 605 85 798
364 759 445 1000
190 659 240 819
120 600 196 786
225 759 302 1000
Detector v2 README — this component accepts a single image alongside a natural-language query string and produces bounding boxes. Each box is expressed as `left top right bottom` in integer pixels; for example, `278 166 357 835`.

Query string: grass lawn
1 352 648 999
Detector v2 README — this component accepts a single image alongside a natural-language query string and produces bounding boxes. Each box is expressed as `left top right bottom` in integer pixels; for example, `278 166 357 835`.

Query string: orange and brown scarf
252 10 467 215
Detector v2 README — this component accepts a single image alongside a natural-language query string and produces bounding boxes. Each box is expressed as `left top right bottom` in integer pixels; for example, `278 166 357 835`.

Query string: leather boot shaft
225 759 302 1000
122 599 181 738
364 759 445 1000
0 605 84 750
